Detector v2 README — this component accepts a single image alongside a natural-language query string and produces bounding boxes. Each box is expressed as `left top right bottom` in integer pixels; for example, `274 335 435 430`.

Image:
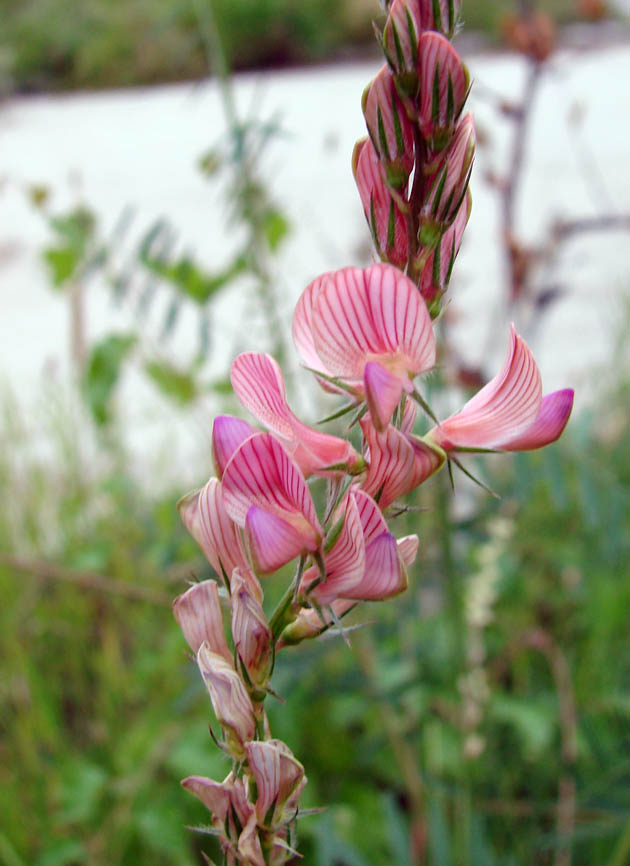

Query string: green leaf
43 246 80 287
262 207 290 252
144 360 198 405
82 333 137 426
34 840 86 866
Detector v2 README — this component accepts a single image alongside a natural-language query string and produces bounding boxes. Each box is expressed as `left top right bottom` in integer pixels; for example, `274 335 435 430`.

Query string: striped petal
231 352 362 476
181 775 232 824
311 263 436 382
397 534 419 567
501 388 574 451
430 325 542 451
222 433 322 550
212 415 258 479
172 579 231 660
292 273 332 374
361 415 445 508
352 488 390 545
362 64 415 188
364 361 405 432
309 494 366 604
245 506 309 574
418 32 470 148
178 478 250 583
245 740 305 828
345 531 408 600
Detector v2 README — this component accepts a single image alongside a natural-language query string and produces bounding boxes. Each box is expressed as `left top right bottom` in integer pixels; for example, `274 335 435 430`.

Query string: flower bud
353 138 409 269
382 0 422 99
362 65 415 189
197 643 256 759
237 814 266 866
231 568 273 691
418 188 471 310
245 740 306 828
277 600 356 647
420 112 475 241
172 579 231 660
418 32 470 150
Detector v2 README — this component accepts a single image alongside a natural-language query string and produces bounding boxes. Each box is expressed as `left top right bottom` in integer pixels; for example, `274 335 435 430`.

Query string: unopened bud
383 0 422 99
172 579 231 660
362 65 415 189
418 32 470 150
231 568 273 691
353 137 409 269
418 188 471 310
245 740 306 828
421 112 475 232
197 643 256 759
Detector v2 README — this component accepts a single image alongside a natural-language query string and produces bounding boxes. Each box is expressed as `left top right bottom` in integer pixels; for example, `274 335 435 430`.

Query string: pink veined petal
401 397 418 434
178 478 249 581
172 579 231 660
501 388 574 451
245 506 309 574
418 32 470 142
351 488 389 546
345 532 407 600
212 415 258 479
181 776 232 823
311 263 436 381
222 433 322 549
311 495 366 604
397 534 419 568
431 325 543 451
361 416 445 509
292 273 332 374
231 351 362 477
364 361 405 432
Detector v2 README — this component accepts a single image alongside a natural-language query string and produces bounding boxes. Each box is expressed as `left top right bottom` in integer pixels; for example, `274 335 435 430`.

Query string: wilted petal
222 433 323 551
245 740 305 828
418 32 470 148
429 326 542 451
178 478 249 582
364 361 405 432
501 388 574 451
181 775 231 824
231 352 363 477
361 415 445 508
238 814 266 866
172 580 231 660
311 263 436 384
212 415 258 479
231 568 272 688
197 644 256 758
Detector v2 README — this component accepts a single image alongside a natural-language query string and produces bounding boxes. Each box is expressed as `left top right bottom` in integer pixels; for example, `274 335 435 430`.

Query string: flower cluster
172 3 574 863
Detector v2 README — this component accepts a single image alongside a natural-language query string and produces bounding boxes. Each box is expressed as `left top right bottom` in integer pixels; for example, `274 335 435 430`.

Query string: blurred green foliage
3 0 589 93
1 362 629 864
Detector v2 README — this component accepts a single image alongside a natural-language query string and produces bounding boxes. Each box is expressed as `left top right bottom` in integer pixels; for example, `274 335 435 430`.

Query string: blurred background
2 1 630 864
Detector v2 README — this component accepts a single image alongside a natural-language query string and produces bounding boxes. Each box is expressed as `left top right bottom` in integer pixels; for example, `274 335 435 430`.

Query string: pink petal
178 478 249 582
419 189 471 306
232 352 362 477
212 415 258 479
222 433 322 550
292 273 332 374
345 532 407 600
397 534 419 567
245 506 309 574
400 397 418 434
418 32 470 145
501 388 574 451
310 495 366 603
181 775 231 822
361 416 445 508
311 263 435 381
172 579 231 660
362 65 415 187
351 488 390 546
364 361 405 432
431 325 542 451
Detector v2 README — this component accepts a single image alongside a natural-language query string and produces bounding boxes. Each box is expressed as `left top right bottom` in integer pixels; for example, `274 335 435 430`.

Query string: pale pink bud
362 65 415 189
197 643 256 759
231 568 273 690
418 32 470 150
172 579 231 661
245 740 306 828
353 138 409 269
277 599 357 647
421 113 475 237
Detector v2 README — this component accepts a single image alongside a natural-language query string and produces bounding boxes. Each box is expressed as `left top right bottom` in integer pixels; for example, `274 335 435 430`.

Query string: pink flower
353 137 409 269
428 325 574 451
222 433 323 574
362 65 415 189
230 351 364 477
293 263 436 431
172 579 231 661
418 32 470 150
360 408 445 508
